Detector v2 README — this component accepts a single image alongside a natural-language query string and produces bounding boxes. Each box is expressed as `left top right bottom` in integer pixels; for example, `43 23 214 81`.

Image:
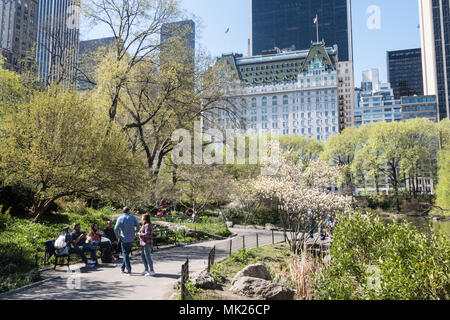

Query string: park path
2 228 286 300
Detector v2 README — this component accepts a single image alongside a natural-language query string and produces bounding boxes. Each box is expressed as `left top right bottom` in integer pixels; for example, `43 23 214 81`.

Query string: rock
232 263 271 285
265 223 276 231
230 276 295 300
225 221 234 228
191 270 217 290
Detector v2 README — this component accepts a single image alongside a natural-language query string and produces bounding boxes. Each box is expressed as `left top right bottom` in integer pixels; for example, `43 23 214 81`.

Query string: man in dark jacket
103 220 120 257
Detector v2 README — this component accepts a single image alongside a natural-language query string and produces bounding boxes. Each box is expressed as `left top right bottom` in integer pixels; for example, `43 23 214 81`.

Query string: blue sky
82 0 422 87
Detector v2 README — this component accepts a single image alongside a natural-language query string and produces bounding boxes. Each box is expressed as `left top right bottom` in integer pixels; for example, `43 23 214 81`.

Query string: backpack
54 234 67 249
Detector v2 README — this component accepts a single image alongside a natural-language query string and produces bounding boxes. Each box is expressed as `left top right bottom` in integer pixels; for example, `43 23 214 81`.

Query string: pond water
382 215 450 237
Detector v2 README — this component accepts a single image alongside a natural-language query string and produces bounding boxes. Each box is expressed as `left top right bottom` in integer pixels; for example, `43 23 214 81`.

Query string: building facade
77 37 116 92
250 0 353 62
354 69 402 128
337 61 355 130
401 95 438 122
35 0 79 86
387 48 424 99
215 42 340 142
0 0 39 73
419 0 450 120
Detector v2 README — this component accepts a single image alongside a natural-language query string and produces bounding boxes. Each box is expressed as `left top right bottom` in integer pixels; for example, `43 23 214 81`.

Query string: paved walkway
2 228 286 300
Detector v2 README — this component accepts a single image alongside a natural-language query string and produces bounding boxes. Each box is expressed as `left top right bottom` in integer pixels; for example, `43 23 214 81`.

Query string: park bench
152 225 177 249
43 239 103 270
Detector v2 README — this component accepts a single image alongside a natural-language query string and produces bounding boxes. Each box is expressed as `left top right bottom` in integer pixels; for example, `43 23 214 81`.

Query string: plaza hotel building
214 42 346 142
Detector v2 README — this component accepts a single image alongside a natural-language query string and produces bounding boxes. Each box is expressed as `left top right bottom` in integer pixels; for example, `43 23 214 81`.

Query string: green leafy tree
0 87 145 220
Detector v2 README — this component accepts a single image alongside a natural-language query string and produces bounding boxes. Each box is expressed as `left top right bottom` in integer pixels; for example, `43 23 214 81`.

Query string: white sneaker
141 271 150 276
149 271 156 276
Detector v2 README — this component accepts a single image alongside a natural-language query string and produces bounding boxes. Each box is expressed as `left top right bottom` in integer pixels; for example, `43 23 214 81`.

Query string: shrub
313 210 450 300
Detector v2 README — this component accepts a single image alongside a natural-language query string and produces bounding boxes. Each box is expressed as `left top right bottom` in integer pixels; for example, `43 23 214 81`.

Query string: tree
0 87 145 220
434 119 450 213
279 134 324 166
81 0 180 122
321 126 369 196
252 156 351 252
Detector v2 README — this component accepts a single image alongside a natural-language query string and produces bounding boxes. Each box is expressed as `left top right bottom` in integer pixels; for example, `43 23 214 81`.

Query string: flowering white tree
252 157 352 252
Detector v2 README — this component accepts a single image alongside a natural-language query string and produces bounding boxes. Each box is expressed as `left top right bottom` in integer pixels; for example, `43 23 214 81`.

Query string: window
272 96 278 106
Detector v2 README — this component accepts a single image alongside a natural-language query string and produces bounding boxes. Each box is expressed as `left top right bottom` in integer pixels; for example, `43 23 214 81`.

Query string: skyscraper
35 0 79 86
387 48 424 99
77 37 116 92
160 20 195 66
250 0 353 62
0 0 39 73
419 0 450 120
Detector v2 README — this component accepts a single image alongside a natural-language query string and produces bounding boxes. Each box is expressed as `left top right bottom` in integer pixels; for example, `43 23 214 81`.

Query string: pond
382 214 450 237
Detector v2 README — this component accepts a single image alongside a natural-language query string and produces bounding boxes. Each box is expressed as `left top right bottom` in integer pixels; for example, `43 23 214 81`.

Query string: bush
313 210 450 300
0 178 34 217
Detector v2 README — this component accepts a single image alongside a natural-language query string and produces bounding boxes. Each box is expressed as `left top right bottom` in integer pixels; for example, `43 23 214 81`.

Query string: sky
81 0 422 87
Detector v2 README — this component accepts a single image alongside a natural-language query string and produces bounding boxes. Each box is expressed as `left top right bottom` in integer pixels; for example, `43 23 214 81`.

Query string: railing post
256 233 259 248
243 235 245 250
272 229 274 244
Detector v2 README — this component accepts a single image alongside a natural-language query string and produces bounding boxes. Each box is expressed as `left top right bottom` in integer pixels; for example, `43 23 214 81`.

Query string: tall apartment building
250 0 353 62
215 42 340 142
0 0 39 73
401 95 438 122
354 69 402 128
419 0 450 120
387 48 424 99
35 0 79 86
337 61 355 130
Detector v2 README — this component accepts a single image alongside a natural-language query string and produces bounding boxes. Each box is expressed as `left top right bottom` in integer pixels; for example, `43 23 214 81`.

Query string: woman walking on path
139 214 156 276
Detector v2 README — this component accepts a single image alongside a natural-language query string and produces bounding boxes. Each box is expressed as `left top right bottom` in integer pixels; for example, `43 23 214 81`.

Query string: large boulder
232 263 271 285
225 221 234 228
230 276 295 300
190 270 217 290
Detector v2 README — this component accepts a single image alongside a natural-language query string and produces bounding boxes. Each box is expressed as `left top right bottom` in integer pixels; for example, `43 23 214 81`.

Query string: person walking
114 207 140 275
139 214 156 276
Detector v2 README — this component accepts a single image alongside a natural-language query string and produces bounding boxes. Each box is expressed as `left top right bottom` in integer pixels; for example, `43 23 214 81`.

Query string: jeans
81 243 98 262
121 242 133 272
69 246 88 264
141 245 154 273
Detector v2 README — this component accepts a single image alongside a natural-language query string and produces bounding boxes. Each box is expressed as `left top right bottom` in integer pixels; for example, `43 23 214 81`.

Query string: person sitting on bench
71 223 99 266
61 226 96 267
103 220 120 258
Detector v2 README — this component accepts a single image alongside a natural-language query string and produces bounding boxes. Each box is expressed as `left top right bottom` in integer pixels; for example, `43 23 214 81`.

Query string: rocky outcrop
231 263 271 285
190 270 217 290
230 276 295 300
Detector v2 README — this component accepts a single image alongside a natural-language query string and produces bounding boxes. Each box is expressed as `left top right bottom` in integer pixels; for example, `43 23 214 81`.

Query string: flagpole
316 15 319 43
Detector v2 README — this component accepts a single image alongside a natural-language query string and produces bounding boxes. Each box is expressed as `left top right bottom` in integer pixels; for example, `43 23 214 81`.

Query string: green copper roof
218 43 338 87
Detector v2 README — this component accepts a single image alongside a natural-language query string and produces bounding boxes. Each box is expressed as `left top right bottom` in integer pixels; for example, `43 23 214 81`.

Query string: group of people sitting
55 207 156 276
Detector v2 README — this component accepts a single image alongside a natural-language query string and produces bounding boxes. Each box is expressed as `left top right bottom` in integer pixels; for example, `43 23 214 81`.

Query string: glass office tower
419 0 450 120
250 0 353 61
387 49 424 99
